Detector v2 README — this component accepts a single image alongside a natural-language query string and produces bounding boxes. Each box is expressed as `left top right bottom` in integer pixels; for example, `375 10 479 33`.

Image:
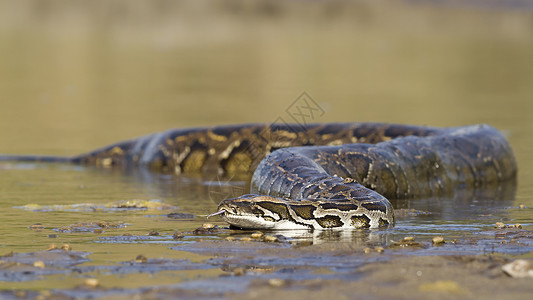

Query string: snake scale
0 123 517 230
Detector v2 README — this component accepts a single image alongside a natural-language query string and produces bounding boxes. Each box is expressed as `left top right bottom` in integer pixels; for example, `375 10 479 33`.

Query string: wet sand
1 225 532 300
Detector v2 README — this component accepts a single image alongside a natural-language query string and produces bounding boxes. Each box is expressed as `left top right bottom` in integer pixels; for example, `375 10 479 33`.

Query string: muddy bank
2 199 532 300
1 227 533 299
229 255 533 300
1 252 532 300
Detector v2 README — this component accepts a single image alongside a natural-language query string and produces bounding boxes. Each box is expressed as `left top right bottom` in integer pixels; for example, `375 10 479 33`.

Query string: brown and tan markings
0 123 517 230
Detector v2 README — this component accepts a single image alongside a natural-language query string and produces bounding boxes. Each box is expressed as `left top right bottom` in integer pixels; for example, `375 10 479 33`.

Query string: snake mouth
207 197 282 229
208 201 240 218
206 201 253 221
211 196 260 217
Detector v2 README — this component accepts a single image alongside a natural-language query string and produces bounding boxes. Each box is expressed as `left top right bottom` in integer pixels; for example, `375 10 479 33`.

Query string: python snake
0 123 517 230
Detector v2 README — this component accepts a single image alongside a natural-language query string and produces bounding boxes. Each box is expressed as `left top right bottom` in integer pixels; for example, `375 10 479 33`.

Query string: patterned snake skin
0 123 517 230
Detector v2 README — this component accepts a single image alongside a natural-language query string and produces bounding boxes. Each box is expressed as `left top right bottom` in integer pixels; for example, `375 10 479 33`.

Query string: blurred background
0 0 531 165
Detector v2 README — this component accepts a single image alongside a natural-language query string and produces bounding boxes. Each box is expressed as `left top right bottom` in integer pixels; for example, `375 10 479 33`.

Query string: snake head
208 194 306 230
209 194 395 230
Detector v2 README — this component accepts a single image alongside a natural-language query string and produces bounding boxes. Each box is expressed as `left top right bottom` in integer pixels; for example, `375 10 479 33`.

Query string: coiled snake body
1 123 517 230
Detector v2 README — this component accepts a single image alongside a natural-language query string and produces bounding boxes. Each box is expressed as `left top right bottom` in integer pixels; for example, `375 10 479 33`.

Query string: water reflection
252 228 392 246
390 179 517 221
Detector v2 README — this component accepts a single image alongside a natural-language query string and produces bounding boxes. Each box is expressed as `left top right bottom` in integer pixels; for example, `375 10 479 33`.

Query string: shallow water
1 0 533 298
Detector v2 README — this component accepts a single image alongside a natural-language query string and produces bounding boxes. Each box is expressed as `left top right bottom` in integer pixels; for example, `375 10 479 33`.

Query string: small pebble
519 204 525 209
403 236 415 242
225 236 235 241
47 234 58 238
495 222 506 229
374 246 385 253
85 278 99 288
172 231 184 239
362 247 371 254
46 244 58 251
240 237 252 242
263 235 278 243
202 223 215 229
61 244 72 251
135 255 147 263
268 278 286 287
502 259 533 278
432 236 445 245
33 261 45 268
251 232 264 239
29 223 44 230
97 221 110 228
93 228 104 234
148 231 159 236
